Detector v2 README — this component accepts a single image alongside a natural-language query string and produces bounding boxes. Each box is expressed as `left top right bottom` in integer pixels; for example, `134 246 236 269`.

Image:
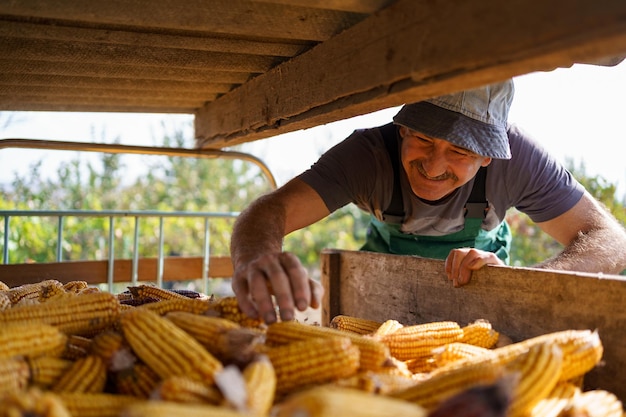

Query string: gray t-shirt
297 123 585 237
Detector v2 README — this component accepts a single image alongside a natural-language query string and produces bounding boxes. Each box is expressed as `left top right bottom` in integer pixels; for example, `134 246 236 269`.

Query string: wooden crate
321 249 626 401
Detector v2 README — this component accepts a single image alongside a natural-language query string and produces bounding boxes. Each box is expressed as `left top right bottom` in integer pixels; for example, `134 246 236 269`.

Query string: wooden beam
0 256 234 287
195 0 626 149
320 249 626 401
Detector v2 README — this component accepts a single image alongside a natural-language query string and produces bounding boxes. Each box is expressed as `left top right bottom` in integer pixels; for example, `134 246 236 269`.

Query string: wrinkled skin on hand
445 248 504 287
232 251 323 324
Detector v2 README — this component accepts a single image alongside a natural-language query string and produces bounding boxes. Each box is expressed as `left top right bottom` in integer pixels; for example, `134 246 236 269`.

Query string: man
230 79 626 324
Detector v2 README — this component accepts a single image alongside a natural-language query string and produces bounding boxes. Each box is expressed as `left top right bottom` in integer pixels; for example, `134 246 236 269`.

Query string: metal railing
0 139 278 292
0 209 240 293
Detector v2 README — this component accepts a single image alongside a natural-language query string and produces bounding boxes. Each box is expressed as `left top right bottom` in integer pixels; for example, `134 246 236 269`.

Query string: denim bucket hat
393 80 514 159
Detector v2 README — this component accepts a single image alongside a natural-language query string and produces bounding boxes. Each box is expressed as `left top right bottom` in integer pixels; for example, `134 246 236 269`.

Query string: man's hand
445 248 504 287
231 251 324 324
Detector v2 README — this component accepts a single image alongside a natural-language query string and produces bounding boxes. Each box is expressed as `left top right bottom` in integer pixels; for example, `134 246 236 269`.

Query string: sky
1 60 625 199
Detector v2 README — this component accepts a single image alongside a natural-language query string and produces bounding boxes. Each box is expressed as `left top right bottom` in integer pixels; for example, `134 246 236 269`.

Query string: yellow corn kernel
56 392 141 417
460 319 500 348
371 319 404 338
155 376 224 405
138 298 212 315
38 282 68 303
275 386 427 417
6 279 63 304
122 401 247 417
52 354 108 394
0 291 121 336
0 322 68 360
0 292 10 311
381 321 463 361
120 307 223 384
329 315 383 335
0 357 30 395
266 321 391 372
114 362 161 398
28 356 73 389
128 284 189 301
505 342 564 417
405 357 439 374
0 387 71 417
266 336 360 396
433 342 495 367
564 389 624 417
90 329 126 365
208 296 264 328
62 281 89 293
243 356 276 416
530 382 580 417
390 356 503 411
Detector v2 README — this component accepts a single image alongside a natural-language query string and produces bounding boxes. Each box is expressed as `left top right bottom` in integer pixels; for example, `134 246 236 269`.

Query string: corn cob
120 307 223 383
530 382 580 417
165 311 263 366
564 389 624 417
60 334 93 360
56 392 141 417
371 319 404 338
266 336 359 396
381 321 463 361
0 292 10 311
243 356 276 416
155 376 224 405
114 362 161 398
28 356 73 389
0 322 68 359
6 279 63 304
266 321 391 372
336 370 421 395
62 280 89 293
128 284 190 301
208 296 264 328
0 357 30 395
51 354 108 393
390 355 503 411
137 298 212 315
39 282 68 302
329 315 383 335
432 342 494 367
505 342 564 417
0 291 121 336
0 388 71 417
460 319 500 348
275 386 428 417
90 329 137 372
405 357 439 374
0 280 9 291
121 401 247 417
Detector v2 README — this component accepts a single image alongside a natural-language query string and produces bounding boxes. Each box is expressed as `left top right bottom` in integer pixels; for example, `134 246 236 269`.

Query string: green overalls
360 123 512 263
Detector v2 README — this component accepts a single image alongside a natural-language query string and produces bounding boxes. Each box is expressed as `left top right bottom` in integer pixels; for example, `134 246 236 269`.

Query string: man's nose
421 147 448 178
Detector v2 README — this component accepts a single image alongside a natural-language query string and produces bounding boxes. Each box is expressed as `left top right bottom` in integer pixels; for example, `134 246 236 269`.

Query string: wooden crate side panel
320 249 626 400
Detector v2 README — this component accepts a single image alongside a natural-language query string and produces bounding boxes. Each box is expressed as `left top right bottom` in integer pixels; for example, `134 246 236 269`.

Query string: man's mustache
411 161 458 182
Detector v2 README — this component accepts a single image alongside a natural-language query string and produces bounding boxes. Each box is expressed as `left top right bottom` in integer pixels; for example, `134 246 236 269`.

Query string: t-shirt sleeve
503 125 585 223
296 128 393 214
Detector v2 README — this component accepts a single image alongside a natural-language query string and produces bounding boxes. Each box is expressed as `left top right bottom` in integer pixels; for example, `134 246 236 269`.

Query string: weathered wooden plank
320 249 626 401
251 0 395 14
195 0 626 148
0 20 307 57
0 60 254 84
0 0 365 42
0 256 234 287
0 38 280 73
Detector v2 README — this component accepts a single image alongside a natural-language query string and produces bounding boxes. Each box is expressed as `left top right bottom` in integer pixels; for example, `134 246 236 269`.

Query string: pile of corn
0 278 623 417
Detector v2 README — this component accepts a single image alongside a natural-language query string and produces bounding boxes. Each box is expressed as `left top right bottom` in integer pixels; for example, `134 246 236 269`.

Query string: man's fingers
279 252 311 311
231 275 259 319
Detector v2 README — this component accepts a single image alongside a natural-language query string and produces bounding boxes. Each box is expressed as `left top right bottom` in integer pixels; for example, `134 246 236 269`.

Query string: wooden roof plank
0 37 280 72
0 20 309 57
0 0 366 42
195 0 626 148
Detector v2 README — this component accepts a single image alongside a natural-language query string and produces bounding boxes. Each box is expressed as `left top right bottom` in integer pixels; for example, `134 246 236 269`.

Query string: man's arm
534 191 626 273
230 178 330 323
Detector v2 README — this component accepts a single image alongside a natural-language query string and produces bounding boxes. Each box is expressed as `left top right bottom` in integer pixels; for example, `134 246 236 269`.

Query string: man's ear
481 157 493 167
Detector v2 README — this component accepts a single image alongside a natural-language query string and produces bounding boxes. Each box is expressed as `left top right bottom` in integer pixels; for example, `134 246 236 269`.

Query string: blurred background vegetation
1 122 624 295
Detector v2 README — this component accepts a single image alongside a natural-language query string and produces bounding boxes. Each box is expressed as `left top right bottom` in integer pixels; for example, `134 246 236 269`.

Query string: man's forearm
535 228 626 274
